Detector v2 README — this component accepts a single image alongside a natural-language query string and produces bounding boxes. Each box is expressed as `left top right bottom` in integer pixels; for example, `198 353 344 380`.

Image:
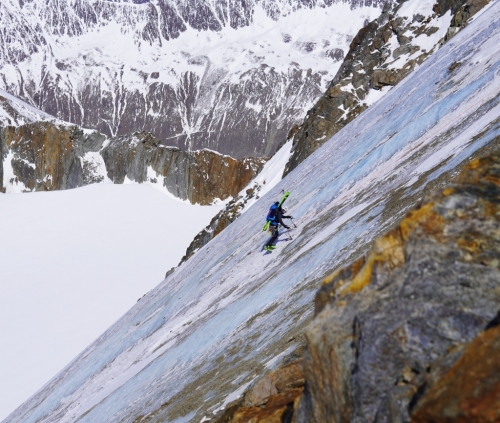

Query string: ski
263 191 290 231
278 191 290 207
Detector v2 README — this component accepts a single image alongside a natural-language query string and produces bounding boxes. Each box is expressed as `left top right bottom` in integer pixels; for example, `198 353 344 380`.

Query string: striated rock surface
412 323 500 423
284 0 490 176
214 359 305 423
101 132 265 204
178 198 244 265
1 123 265 204
0 123 84 192
303 155 500 423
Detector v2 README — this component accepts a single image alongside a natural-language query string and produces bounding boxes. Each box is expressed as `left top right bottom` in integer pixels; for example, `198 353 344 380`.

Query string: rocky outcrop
0 123 84 192
301 154 500 423
178 200 243 265
178 181 265 264
1 123 265 204
283 0 490 176
213 357 306 423
101 131 265 205
412 323 500 423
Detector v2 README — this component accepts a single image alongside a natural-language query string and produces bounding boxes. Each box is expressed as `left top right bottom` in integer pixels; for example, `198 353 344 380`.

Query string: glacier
5 2 500 423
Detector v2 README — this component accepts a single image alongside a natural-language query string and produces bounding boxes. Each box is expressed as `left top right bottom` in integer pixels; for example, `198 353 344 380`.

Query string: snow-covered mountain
0 0 389 158
5 1 500 422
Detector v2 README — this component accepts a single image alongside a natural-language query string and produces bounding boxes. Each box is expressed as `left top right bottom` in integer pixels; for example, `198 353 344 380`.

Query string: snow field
0 184 223 421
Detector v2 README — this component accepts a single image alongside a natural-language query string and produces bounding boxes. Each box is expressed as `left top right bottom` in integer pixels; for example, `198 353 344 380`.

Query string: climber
264 203 293 252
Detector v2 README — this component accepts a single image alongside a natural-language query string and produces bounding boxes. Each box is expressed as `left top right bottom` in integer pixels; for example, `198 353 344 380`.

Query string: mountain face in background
0 0 389 158
5 1 500 420
284 0 490 175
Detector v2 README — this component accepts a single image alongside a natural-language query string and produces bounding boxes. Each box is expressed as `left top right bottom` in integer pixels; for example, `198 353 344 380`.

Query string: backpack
266 202 279 222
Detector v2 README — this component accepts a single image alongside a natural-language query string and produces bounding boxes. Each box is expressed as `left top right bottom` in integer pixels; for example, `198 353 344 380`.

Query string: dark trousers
265 225 279 247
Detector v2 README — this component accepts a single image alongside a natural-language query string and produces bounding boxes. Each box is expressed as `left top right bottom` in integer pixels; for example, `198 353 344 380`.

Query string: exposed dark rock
212 361 305 423
101 131 265 204
283 0 490 176
0 123 84 191
411 324 500 423
303 154 500 423
178 190 253 264
1 123 265 204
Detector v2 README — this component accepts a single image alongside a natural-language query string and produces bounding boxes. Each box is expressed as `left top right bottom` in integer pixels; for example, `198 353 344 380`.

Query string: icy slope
5 3 500 423
0 184 223 422
177 140 293 264
0 0 388 157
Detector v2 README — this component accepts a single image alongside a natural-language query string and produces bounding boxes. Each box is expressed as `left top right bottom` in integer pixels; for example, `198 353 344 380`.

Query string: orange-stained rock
244 361 304 407
233 389 303 423
102 131 266 205
1 122 83 191
210 361 305 423
1 125 265 204
305 155 500 423
412 324 500 423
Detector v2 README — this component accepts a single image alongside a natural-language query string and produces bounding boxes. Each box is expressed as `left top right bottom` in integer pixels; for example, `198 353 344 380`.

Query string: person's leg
265 226 279 248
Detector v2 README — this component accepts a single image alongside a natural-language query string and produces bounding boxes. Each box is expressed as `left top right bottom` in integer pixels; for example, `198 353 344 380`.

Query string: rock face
412 323 500 423
283 0 489 176
178 199 243 265
0 123 84 192
1 123 265 204
0 0 389 158
214 359 305 423
178 181 266 264
303 155 500 423
100 132 265 204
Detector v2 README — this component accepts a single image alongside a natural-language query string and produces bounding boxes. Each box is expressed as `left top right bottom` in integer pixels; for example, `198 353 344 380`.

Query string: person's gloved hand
284 225 290 229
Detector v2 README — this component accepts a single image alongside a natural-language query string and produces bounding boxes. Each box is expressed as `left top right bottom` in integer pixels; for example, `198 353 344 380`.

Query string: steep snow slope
5 3 500 423
0 0 388 157
0 184 223 422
